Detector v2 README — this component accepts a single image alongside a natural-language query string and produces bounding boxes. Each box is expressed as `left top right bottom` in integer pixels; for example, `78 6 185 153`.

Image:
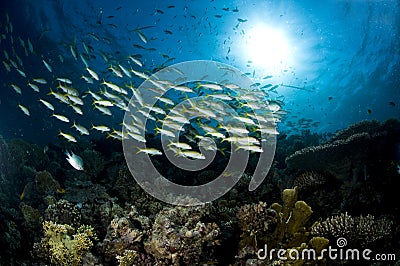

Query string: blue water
0 0 399 144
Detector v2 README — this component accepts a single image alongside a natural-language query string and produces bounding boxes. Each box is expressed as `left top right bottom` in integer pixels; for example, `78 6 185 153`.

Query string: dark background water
0 0 399 144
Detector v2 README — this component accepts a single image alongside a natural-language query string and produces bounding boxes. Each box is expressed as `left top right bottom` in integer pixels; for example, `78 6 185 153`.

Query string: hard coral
33 221 97 266
45 199 81 228
237 188 314 263
99 205 151 264
285 119 400 183
144 204 220 265
311 213 393 247
35 170 62 195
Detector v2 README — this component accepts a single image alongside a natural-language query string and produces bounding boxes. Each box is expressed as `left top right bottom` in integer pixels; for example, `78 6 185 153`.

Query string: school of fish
0 10 286 160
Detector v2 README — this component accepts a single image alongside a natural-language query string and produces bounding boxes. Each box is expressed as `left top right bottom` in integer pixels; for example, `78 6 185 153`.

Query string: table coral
285 119 400 183
311 213 393 247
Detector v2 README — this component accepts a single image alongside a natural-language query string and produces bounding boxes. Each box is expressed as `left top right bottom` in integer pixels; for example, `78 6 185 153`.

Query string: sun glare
245 25 291 74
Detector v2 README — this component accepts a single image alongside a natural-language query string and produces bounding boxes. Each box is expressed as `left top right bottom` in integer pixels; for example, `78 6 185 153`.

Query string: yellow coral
116 250 137 266
36 221 97 266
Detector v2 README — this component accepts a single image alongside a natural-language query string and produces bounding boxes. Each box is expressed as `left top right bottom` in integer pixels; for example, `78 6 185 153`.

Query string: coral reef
236 188 314 262
293 171 325 190
19 202 42 230
44 199 81 227
285 119 400 183
311 213 393 247
237 202 279 257
81 149 105 180
116 249 137 266
285 131 384 181
99 205 151 264
0 118 399 265
33 221 97 266
35 170 63 196
144 204 221 265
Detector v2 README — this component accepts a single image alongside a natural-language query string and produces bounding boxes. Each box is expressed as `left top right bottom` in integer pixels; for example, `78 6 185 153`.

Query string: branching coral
237 201 278 257
44 199 81 228
311 213 393 247
33 221 97 266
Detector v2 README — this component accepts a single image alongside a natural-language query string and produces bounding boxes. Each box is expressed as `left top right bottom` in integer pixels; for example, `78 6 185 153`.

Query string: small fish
118 64 131 78
27 38 34 53
389 101 396 107
67 95 84 105
42 59 52 72
72 121 89 135
109 65 123 78
235 145 263 153
136 30 147 44
86 90 102 100
70 104 83 115
91 125 111 132
65 150 84 170
56 77 72 84
48 89 70 104
59 131 77 142
70 45 78 60
2 61 11 72
18 104 30 116
81 75 94 84
177 150 205 160
137 148 162 156
10 84 22 94
39 99 54 111
128 55 143 67
93 100 113 107
80 54 89 67
155 127 175 138
86 67 99 80
198 83 223 91
33 78 47 84
16 68 26 77
237 18 248 22
102 80 127 95
157 96 174 105
171 85 194 93
52 114 70 123
127 132 146 142
367 109 372 115
168 141 192 150
94 105 112 116
27 82 40 92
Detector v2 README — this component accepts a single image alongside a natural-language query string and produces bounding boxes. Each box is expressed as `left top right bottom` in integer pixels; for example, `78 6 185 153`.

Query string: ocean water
0 0 399 265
